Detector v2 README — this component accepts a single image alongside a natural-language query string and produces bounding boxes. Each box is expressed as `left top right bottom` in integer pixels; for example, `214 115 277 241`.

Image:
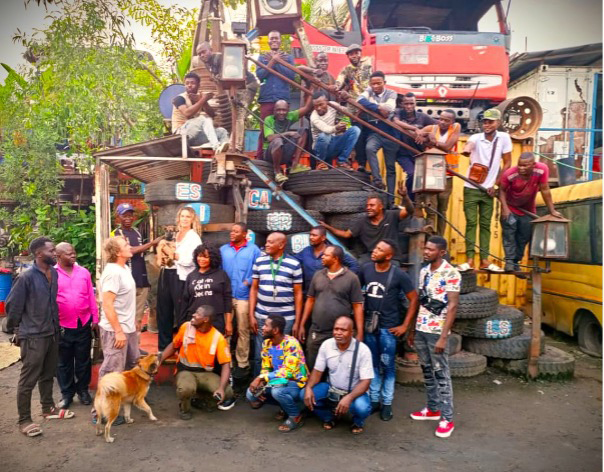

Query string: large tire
284 169 370 196
1 316 9 334
144 180 224 205
463 326 544 360
202 231 230 248
305 190 370 214
491 346 575 379
286 232 310 255
460 271 477 294
448 332 462 355
157 203 235 226
456 287 499 320
325 212 366 231
245 160 274 188
453 305 524 339
449 351 487 378
246 209 323 234
576 313 602 358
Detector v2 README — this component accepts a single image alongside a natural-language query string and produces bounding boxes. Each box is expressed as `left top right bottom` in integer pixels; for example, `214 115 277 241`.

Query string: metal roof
93 135 208 183
509 43 602 83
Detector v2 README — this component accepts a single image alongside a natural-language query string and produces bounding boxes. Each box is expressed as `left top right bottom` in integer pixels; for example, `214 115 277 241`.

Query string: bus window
594 201 602 263
560 203 592 263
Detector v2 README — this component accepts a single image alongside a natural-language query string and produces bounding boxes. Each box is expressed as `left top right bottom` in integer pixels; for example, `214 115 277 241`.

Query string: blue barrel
244 130 260 152
0 270 11 315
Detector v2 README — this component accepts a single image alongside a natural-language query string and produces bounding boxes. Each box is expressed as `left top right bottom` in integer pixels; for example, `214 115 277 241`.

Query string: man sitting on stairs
171 71 230 153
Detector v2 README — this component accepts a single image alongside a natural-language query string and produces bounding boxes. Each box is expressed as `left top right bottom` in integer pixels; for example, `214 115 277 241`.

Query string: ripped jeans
364 328 397 406
414 330 454 421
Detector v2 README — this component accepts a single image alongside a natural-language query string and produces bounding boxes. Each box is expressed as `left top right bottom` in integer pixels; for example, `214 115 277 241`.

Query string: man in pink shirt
499 152 563 272
55 242 99 408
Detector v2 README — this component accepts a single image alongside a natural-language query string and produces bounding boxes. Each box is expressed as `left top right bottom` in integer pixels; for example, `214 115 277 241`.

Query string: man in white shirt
459 108 511 272
310 92 360 169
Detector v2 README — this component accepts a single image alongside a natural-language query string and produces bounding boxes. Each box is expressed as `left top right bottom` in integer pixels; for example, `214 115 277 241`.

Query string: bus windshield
365 0 501 32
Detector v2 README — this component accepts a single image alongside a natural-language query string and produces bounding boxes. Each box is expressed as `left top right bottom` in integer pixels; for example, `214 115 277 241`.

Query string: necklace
269 255 284 299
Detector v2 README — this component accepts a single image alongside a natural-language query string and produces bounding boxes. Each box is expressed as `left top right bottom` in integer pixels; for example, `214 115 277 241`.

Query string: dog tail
97 372 127 396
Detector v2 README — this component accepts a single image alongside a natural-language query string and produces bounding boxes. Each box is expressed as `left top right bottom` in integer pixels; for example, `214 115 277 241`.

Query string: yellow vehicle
535 180 602 357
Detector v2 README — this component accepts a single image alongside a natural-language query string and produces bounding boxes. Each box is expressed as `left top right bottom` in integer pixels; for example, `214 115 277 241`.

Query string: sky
0 0 602 82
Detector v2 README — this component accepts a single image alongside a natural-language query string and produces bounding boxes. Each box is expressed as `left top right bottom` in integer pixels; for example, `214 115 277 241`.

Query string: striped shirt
252 254 302 320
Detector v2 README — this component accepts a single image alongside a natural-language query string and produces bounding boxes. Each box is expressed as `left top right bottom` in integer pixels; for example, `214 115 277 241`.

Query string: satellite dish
158 84 186 119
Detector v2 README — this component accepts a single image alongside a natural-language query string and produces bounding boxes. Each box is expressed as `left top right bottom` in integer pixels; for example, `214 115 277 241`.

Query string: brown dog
94 353 160 443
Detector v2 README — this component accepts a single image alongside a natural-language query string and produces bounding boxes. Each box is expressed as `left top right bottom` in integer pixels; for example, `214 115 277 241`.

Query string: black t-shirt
351 210 400 256
113 227 149 288
181 268 233 330
359 262 415 328
396 109 437 157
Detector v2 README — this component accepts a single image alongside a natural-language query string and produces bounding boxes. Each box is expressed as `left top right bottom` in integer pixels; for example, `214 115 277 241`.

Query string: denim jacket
220 242 262 300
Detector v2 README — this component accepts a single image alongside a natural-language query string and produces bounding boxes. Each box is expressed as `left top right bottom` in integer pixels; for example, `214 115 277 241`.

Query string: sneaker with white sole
217 397 236 411
435 419 455 438
410 407 441 421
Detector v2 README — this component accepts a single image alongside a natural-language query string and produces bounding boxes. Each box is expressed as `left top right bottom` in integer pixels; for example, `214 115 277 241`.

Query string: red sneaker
435 419 455 438
410 407 441 421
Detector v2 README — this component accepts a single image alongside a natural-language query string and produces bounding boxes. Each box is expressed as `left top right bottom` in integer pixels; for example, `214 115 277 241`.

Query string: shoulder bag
365 265 395 334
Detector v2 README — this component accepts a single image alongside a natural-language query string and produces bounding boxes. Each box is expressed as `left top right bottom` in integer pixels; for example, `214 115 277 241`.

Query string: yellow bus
535 180 603 357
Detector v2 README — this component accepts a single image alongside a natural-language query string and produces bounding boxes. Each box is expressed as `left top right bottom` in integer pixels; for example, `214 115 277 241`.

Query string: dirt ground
0 332 601 472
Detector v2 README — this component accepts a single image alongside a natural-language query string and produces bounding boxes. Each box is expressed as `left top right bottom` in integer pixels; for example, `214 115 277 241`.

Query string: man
356 71 399 197
249 232 303 376
297 245 364 370
293 225 359 294
256 30 297 159
171 71 229 152
299 52 336 100
112 203 162 342
303 316 373 434
55 242 98 410
247 315 307 432
459 108 512 272
499 152 563 271
415 109 461 234
263 94 314 183
6 237 73 437
393 92 437 200
310 91 360 169
196 41 260 152
409 236 460 439
320 184 414 265
359 239 418 421
160 305 235 420
333 44 373 176
220 222 262 372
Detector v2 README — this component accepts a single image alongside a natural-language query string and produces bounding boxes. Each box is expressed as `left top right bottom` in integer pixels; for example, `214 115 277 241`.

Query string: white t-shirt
464 131 513 189
99 263 137 334
174 229 202 281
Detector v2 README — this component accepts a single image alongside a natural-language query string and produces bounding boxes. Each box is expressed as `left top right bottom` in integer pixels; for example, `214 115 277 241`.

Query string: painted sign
246 229 256 245
176 182 202 201
485 320 512 339
266 212 293 232
184 203 210 224
289 233 310 254
248 188 272 210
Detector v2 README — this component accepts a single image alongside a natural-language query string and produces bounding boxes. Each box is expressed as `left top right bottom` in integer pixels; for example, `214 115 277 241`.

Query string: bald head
265 232 286 257
56 242 76 268
333 316 354 346
197 41 212 63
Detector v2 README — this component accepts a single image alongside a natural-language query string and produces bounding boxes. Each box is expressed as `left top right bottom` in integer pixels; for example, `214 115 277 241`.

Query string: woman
157 206 202 351
180 243 233 335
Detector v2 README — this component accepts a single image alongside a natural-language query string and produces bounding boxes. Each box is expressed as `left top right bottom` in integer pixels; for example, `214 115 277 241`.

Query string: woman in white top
157 206 202 350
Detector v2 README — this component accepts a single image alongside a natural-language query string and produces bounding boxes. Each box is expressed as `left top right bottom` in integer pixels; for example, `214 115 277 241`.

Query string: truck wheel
448 332 462 355
463 327 544 360
1 317 9 334
491 346 575 379
460 271 477 294
325 212 366 231
245 160 274 188
449 351 487 378
144 180 224 205
201 231 231 247
284 169 370 196
453 305 524 339
456 287 499 320
286 233 311 255
577 313 602 358
157 203 235 226
305 190 371 214
246 210 323 234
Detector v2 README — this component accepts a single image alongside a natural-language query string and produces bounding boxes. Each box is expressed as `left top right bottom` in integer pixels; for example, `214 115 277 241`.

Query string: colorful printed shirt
260 335 308 388
335 57 373 99
416 260 461 335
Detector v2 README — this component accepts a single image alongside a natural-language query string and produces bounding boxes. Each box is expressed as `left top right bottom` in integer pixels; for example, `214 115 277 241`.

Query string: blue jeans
246 380 304 418
301 382 372 427
364 328 397 405
313 126 361 163
253 316 295 377
366 132 399 202
396 152 416 201
414 330 454 421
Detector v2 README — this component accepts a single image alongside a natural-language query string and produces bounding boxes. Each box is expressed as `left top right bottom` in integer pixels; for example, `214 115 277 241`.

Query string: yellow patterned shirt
260 335 308 388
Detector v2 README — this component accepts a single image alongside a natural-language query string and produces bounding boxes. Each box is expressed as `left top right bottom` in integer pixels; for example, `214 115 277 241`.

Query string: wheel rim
580 318 602 357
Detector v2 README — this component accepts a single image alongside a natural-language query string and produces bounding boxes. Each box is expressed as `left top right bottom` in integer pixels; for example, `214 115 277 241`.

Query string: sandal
481 263 504 273
351 424 364 435
337 162 352 170
274 409 287 421
20 422 42 437
457 263 473 272
322 420 336 431
43 407 75 420
278 416 304 432
316 162 329 170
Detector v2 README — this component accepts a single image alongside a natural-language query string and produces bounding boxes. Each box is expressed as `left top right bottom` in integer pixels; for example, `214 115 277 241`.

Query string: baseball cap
482 108 502 121
346 43 362 54
116 203 134 215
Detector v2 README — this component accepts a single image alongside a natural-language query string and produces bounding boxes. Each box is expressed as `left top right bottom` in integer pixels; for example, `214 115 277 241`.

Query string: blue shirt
293 245 360 293
256 53 296 103
220 242 262 301
252 254 303 320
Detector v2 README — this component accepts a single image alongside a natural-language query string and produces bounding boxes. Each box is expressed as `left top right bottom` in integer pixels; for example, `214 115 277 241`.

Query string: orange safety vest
432 123 460 175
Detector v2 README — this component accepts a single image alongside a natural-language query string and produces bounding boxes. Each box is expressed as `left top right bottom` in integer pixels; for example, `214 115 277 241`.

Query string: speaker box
254 0 302 35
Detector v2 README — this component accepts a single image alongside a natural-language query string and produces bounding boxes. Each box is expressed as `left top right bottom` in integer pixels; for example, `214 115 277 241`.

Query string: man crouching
159 305 235 420
246 315 307 432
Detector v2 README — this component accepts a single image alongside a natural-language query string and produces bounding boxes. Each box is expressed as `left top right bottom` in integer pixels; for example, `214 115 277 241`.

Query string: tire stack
450 273 575 379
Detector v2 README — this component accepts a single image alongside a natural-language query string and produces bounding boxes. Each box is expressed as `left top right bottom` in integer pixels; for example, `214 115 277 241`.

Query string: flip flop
481 263 504 273
457 263 473 272
337 162 352 170
322 420 336 431
278 416 304 432
316 162 329 170
20 423 42 437
351 424 364 435
43 407 75 420
275 409 287 421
